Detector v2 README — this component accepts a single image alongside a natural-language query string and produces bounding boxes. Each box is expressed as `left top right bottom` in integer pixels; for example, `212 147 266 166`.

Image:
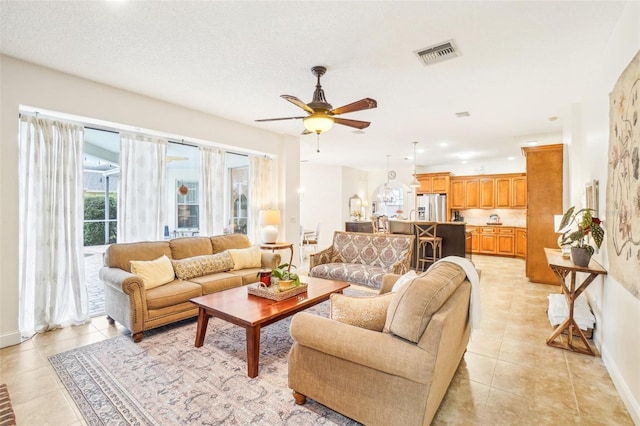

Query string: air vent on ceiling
414 40 459 66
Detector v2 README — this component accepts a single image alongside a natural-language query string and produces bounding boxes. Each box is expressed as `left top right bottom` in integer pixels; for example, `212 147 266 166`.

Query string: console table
544 248 607 356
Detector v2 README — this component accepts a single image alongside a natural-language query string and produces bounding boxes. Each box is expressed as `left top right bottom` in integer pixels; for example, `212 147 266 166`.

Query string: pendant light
409 141 420 188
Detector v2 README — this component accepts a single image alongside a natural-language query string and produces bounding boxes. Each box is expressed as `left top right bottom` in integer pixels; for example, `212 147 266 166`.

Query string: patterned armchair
309 231 414 289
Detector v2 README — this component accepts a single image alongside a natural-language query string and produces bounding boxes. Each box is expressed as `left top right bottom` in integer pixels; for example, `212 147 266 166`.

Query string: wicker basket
247 282 308 301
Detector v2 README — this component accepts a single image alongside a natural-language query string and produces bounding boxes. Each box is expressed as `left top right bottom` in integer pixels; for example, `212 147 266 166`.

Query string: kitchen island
388 220 468 270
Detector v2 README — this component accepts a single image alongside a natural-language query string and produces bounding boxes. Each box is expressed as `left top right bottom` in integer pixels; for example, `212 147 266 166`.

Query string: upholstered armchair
288 261 473 426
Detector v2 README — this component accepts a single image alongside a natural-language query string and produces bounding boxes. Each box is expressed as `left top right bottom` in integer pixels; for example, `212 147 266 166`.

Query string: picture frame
585 179 599 217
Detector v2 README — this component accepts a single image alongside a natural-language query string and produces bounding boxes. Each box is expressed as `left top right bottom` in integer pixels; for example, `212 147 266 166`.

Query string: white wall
567 2 640 422
0 55 299 347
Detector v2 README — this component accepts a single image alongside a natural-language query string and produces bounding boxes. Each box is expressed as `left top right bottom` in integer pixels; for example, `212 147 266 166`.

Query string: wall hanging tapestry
608 49 640 299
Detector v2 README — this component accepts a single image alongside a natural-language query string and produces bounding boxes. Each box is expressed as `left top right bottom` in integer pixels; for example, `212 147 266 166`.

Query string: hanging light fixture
380 155 396 204
409 141 421 188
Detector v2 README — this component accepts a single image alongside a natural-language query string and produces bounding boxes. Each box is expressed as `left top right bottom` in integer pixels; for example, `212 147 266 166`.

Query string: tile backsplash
456 209 527 227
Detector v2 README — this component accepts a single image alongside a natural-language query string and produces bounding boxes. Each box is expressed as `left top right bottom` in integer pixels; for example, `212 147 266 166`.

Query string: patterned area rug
0 384 17 426
49 298 366 425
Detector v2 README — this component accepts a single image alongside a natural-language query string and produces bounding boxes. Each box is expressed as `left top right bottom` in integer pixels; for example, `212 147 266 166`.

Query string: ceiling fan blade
255 116 305 122
334 117 371 129
281 95 315 114
330 98 377 115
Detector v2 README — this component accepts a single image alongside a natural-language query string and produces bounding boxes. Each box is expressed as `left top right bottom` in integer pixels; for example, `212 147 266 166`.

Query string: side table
544 248 607 356
260 242 294 268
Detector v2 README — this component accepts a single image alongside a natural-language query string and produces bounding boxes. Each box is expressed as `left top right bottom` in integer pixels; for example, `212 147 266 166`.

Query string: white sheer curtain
18 115 89 337
199 146 225 236
119 132 167 242
248 155 274 244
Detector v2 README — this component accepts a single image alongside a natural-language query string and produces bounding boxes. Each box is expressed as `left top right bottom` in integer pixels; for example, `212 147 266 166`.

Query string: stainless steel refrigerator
417 194 447 222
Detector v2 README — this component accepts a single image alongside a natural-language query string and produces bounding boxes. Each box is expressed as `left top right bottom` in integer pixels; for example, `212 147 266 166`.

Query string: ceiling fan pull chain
316 134 320 153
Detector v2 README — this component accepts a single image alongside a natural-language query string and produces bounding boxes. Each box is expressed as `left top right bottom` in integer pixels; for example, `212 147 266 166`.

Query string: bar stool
416 222 443 271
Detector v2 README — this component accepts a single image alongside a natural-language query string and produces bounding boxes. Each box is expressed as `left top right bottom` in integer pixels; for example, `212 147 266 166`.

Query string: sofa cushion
310 263 387 289
105 241 171 271
330 292 394 331
189 272 244 294
384 262 466 343
169 236 213 260
211 234 251 254
145 279 203 310
227 246 262 270
171 252 235 280
130 255 175 289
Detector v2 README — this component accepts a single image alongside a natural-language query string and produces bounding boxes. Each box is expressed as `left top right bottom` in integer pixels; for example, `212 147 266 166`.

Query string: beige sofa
288 261 472 426
99 234 280 342
309 231 414 289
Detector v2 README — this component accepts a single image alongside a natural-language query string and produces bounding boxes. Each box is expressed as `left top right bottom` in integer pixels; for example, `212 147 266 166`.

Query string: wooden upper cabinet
417 175 432 193
416 172 451 194
495 177 512 208
512 176 527 208
465 179 480 208
450 179 465 209
480 178 495 208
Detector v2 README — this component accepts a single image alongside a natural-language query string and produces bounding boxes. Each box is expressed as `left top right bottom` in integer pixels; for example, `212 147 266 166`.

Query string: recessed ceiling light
352 130 366 135
455 112 470 118
527 141 539 146
417 148 425 154
457 152 472 160
461 160 468 164
507 156 515 161
439 142 448 147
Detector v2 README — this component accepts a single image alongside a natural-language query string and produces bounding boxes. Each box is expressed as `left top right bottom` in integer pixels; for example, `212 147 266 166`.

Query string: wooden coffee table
190 275 350 378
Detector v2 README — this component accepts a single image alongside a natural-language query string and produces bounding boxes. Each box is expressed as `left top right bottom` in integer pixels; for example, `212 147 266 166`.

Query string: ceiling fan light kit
256 65 377 151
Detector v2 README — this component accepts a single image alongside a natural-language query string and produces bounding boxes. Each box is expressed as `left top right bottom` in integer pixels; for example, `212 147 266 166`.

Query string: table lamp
259 210 281 243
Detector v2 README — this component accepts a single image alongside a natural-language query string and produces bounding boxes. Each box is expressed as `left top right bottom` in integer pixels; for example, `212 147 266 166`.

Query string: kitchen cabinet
450 173 526 209
479 227 497 254
468 226 517 256
516 228 527 258
450 179 465 209
496 177 512 208
480 178 495 208
512 177 527 208
522 144 563 285
467 226 480 253
465 179 480 208
496 227 515 255
416 172 451 194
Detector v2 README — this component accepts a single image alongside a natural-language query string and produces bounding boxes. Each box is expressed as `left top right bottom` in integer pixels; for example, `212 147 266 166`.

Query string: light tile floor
0 255 633 425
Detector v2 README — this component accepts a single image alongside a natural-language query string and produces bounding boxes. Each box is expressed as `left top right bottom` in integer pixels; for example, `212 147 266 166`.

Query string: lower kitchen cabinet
469 226 520 257
516 228 527 258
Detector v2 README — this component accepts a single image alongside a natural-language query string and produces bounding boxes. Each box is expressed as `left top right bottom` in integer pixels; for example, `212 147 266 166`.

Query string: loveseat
99 234 280 342
288 260 474 426
309 231 414 289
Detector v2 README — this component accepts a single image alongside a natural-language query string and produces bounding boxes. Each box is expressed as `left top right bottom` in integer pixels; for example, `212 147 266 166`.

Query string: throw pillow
130 255 175 289
171 252 235 280
384 262 466 343
227 245 262 270
330 292 395 332
391 270 417 292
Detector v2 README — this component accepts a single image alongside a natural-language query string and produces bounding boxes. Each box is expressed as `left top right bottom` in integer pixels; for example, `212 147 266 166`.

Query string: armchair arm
390 259 410 275
99 267 147 335
290 312 434 384
380 273 400 294
309 246 333 270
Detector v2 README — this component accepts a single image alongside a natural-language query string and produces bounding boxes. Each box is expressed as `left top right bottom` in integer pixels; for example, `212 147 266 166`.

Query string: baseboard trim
0 330 22 349
601 342 640 424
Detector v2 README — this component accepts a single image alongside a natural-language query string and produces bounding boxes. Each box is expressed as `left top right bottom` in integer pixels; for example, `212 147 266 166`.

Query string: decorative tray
247 282 308 301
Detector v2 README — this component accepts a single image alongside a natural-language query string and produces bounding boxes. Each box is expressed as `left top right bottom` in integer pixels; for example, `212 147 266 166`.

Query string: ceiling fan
255 66 377 151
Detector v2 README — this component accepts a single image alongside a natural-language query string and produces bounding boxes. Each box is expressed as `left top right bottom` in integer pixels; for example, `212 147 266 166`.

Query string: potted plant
558 206 604 267
270 263 300 291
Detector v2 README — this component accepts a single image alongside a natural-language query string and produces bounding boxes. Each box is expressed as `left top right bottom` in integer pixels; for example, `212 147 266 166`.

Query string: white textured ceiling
0 1 626 171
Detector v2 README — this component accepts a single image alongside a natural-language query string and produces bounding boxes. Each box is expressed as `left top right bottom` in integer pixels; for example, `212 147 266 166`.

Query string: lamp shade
303 113 334 134
259 210 280 243
259 210 281 226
